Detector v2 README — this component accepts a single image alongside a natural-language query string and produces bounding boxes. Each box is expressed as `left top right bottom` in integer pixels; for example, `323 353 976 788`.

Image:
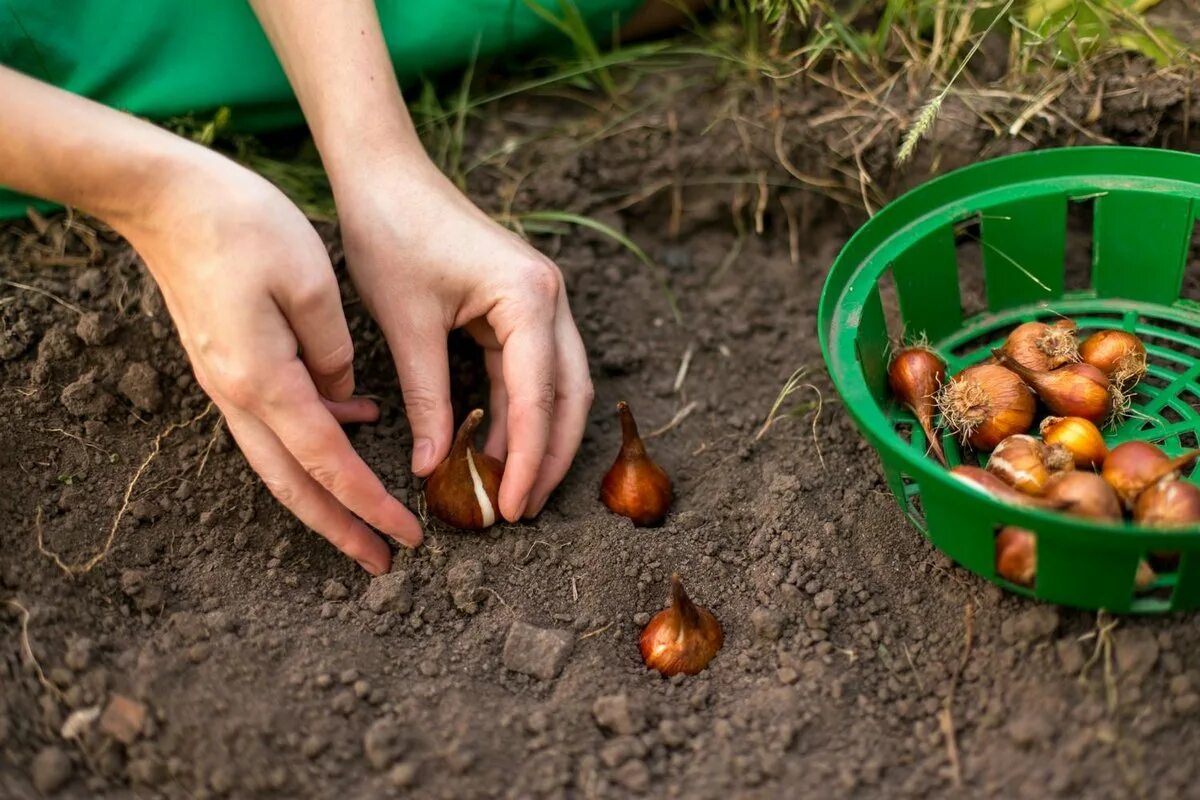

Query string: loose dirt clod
502 622 574 680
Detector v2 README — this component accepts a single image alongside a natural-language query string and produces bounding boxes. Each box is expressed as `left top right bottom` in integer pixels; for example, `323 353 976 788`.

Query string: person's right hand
116 149 422 575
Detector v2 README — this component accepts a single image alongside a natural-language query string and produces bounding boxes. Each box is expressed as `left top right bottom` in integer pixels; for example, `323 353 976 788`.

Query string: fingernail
356 558 385 576
412 438 435 474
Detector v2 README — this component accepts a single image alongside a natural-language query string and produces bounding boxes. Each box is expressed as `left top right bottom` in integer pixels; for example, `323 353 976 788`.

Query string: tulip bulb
936 365 1035 451
1042 472 1122 521
986 434 1073 495
601 401 672 526
424 409 504 530
995 527 1036 586
1080 330 1147 387
888 346 948 466
1135 480 1200 528
1039 416 1108 469
999 319 1079 372
639 574 723 676
950 466 1067 510
995 351 1112 425
1102 441 1200 510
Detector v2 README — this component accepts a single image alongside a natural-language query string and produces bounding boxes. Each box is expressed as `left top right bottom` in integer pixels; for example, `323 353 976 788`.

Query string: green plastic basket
819 146 1200 613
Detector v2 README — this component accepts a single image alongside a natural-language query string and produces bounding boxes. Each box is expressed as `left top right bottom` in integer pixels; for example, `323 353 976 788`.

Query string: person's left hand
333 159 594 522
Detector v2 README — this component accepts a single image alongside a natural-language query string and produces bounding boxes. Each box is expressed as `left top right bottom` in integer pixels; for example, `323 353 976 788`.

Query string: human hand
118 151 423 574
333 161 594 522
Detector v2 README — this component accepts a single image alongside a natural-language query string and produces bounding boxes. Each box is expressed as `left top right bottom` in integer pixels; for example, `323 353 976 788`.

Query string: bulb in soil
424 409 504 530
986 434 1073 495
639 574 723 676
999 319 1079 372
936 365 1035 451
1039 416 1108 469
1102 441 1200 510
888 345 948 466
601 401 672 526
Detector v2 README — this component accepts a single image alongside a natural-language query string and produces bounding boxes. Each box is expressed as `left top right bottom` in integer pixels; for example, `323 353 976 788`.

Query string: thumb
388 320 453 476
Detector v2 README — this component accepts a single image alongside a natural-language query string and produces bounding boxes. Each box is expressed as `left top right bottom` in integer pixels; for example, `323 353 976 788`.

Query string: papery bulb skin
986 434 1072 496
601 402 672 526
1042 472 1122 521
639 574 723 677
949 466 1066 510
1080 330 1147 386
1135 480 1200 528
996 352 1111 425
995 527 1036 587
888 346 948 466
425 409 504 530
1039 416 1108 469
936 365 1035 451
1102 441 1200 510
1000 320 1079 372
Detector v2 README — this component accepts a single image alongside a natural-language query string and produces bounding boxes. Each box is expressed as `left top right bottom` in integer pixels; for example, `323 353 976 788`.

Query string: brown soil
4 52 1200 800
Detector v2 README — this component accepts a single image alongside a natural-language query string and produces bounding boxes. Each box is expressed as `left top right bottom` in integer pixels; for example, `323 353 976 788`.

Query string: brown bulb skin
1135 480 1200 528
995 527 1036 586
601 402 671 526
888 346 948 466
1080 330 1147 386
996 352 1111 425
936 365 1035 451
1042 472 1122 522
639 575 723 676
1102 441 1200 510
425 409 504 530
1000 320 1079 372
950 466 1066 510
986 434 1072 496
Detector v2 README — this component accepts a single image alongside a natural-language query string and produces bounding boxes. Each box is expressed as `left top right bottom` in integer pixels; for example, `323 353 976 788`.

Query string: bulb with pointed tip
1102 441 1200 510
639 574 723 676
424 409 504 530
601 402 671 526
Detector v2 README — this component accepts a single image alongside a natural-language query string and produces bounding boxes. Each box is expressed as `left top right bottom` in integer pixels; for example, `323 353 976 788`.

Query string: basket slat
1093 191 1192 305
981 195 1067 311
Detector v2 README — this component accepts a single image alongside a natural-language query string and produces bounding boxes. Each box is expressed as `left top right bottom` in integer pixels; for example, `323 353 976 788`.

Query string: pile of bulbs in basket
888 321 1200 589
423 402 722 676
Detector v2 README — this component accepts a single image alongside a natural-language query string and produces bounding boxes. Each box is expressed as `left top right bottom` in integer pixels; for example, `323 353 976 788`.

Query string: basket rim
818 145 1200 545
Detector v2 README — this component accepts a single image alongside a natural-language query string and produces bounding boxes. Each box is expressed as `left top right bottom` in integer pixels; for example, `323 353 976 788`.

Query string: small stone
319 602 336 620
447 559 485 614
503 621 573 680
658 719 687 748
118 362 163 413
592 693 644 736
389 762 418 788
750 606 785 642
99 694 147 744
75 312 117 346
301 734 329 759
813 590 836 611
1000 606 1059 644
128 757 167 785
1007 710 1055 748
322 580 349 601
331 690 357 715
1056 639 1085 675
777 667 799 685
31 746 72 794
353 680 371 698
1115 628 1159 680
362 571 412 615
1175 693 1200 715
613 760 651 792
120 570 144 596
314 674 333 689
599 736 648 768
1169 675 1192 696
339 668 360 685
363 717 405 770
60 370 114 417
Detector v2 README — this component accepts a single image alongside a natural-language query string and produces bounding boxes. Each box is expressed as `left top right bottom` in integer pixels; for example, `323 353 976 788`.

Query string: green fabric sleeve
0 0 644 218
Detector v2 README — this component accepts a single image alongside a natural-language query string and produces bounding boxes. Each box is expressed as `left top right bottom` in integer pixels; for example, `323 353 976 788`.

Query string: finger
386 316 453 476
274 271 357 402
259 364 424 547
497 319 557 522
324 396 381 425
526 297 592 516
223 407 392 575
483 348 509 461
